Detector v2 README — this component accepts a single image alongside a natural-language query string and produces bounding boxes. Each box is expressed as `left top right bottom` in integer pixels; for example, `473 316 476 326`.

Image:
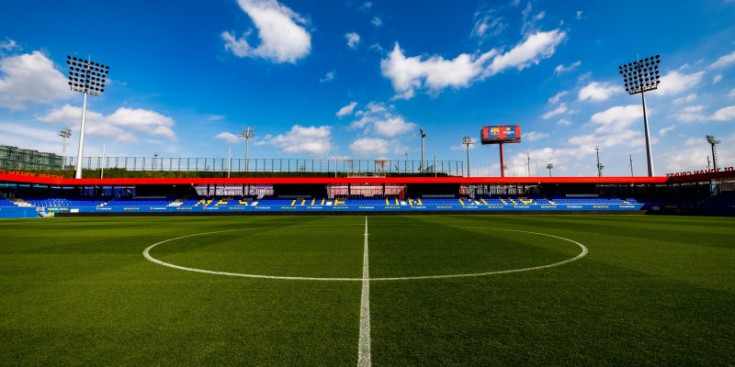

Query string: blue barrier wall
33 201 644 214
0 207 39 218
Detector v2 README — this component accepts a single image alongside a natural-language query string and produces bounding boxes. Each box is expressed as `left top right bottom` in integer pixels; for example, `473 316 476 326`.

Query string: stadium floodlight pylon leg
499 143 505 177
74 91 88 179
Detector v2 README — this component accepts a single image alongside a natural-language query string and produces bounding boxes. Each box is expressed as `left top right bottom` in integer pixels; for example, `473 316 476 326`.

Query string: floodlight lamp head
706 135 720 145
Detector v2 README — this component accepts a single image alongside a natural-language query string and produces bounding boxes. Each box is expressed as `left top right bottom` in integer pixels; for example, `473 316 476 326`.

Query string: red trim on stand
0 171 671 186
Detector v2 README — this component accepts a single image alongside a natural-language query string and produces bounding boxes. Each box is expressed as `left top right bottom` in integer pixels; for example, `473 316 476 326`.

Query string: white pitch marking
143 225 588 282
357 216 371 367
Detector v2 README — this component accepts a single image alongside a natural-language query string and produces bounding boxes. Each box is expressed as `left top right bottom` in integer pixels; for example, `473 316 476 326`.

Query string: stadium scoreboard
481 125 521 144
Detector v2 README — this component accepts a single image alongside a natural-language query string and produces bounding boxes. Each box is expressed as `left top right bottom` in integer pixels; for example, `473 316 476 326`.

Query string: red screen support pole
499 143 505 177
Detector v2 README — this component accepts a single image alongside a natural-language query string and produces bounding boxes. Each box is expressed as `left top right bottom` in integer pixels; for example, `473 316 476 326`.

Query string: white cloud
674 105 707 123
576 11 583 20
380 44 490 100
542 103 567 120
526 131 549 142
713 74 723 84
471 10 506 40
578 81 623 102
349 137 401 156
557 118 572 126
215 132 240 144
0 38 19 51
106 108 175 139
709 51 735 69
659 125 676 136
350 102 415 137
589 105 642 132
504 146 586 177
485 29 566 76
345 32 360 49
673 93 697 104
730 88 735 98
0 123 66 153
0 51 70 110
712 106 735 121
657 70 704 96
360 2 372 11
38 104 175 142
222 0 311 64
371 16 382 27
554 60 581 75
520 2 546 35
548 90 568 104
319 70 335 83
264 125 331 155
380 29 566 99
336 101 358 118
660 142 734 173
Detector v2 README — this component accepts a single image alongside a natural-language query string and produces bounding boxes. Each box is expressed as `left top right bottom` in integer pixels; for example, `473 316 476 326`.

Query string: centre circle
143 224 588 281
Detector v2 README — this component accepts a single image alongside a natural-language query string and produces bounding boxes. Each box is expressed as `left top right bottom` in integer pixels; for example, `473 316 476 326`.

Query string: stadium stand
1 169 734 217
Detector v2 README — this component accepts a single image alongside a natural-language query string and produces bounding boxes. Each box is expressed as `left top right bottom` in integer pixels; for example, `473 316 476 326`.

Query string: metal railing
2 157 465 176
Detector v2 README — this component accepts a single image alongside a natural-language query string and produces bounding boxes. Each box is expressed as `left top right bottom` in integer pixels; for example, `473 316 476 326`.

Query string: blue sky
1 0 734 176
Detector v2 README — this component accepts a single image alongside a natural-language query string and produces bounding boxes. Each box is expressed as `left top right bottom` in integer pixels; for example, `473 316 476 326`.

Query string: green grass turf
0 214 733 366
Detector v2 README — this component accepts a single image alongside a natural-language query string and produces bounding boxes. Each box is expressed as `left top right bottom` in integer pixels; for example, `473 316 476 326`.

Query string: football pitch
1 214 733 366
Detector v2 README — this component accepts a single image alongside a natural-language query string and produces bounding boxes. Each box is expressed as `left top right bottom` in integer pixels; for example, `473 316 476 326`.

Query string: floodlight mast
57 128 72 169
67 55 109 179
462 136 474 177
618 55 660 177
239 127 255 172
420 127 426 172
546 163 554 177
706 135 721 170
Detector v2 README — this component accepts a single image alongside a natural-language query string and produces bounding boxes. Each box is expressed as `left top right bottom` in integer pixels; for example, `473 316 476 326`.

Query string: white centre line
357 216 371 367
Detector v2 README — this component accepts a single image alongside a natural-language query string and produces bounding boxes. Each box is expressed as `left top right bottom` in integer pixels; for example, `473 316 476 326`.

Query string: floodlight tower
706 135 721 170
595 146 603 177
462 136 474 177
546 163 554 177
629 154 634 177
618 55 660 177
67 55 109 179
420 127 426 172
239 126 255 172
57 128 72 169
